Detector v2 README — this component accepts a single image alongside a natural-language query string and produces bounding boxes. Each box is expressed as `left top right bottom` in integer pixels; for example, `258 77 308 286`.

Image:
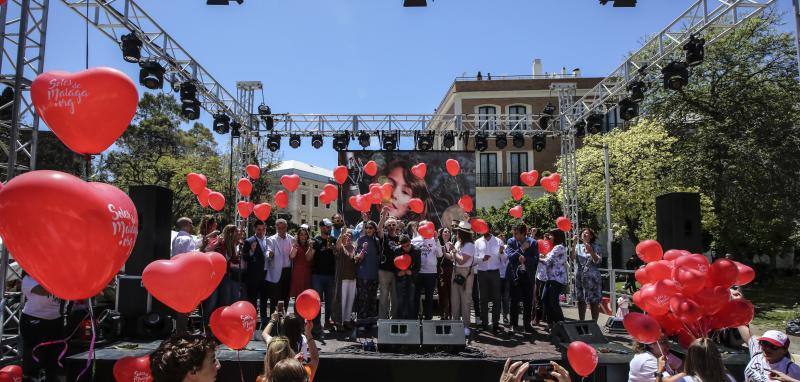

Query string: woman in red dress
289 227 314 299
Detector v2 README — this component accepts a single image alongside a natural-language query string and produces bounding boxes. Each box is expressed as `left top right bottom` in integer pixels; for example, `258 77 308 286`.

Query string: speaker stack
656 192 702 252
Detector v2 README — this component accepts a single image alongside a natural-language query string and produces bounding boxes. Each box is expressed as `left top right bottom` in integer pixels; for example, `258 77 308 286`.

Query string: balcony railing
476 172 531 187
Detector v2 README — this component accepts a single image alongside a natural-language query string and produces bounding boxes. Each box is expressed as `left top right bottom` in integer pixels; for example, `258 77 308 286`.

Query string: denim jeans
543 280 565 324
312 274 335 328
395 276 416 319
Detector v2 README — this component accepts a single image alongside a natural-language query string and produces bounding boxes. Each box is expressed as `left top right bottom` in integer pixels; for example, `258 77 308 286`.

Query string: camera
524 362 554 381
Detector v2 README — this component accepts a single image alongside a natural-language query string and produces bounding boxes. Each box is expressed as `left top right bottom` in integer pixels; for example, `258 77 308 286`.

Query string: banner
339 150 476 228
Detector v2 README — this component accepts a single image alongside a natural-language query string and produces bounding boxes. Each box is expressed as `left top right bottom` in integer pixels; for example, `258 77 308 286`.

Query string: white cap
758 330 789 347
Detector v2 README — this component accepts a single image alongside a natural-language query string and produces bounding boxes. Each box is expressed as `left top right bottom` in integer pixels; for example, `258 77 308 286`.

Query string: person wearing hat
444 220 476 336
310 219 337 335
742 327 800 382
628 337 682 382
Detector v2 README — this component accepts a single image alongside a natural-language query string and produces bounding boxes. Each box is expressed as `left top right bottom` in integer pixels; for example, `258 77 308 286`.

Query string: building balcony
476 172 533 187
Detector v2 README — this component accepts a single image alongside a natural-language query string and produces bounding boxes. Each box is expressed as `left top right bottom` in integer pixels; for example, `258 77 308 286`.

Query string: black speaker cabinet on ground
550 320 608 345
125 185 173 275
656 192 702 253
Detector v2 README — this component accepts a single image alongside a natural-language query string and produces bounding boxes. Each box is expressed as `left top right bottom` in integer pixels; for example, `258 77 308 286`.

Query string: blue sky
43 0 795 169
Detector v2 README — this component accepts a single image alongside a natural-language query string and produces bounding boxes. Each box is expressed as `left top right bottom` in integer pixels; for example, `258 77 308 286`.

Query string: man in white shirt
170 217 198 257
474 226 505 333
410 221 443 320
266 219 295 314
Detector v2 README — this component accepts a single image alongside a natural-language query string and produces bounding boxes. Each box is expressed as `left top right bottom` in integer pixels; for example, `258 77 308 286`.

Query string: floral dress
575 242 603 304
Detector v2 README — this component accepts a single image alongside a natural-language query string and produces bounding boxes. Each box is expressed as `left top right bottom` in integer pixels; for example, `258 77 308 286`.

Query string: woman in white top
21 274 65 380
628 338 683 382
445 221 475 336
411 222 443 320
534 231 552 326
664 338 736 382
539 229 568 326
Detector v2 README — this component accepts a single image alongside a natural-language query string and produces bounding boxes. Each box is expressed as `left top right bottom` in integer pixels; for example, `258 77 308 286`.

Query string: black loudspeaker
125 185 174 275
656 192 702 253
550 320 608 345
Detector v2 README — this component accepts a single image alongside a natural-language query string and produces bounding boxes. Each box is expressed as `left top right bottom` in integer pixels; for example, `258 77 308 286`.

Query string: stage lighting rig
442 131 456 150
213 114 230 134
258 104 274 130
231 121 241 138
333 132 350 152
684 34 705 66
538 102 555 128
533 134 546 152
381 131 399 151
416 131 435 151
474 132 488 152
495 132 507 149
267 134 281 152
311 134 324 149
358 131 371 149
627 80 646 103
139 60 165 90
512 132 525 148
120 33 142 63
662 61 689 91
618 98 639 121
179 82 197 101
585 114 604 134
289 134 301 148
181 99 201 120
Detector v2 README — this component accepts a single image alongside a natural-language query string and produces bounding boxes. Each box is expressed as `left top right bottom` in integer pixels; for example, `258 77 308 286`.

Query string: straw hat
453 220 473 234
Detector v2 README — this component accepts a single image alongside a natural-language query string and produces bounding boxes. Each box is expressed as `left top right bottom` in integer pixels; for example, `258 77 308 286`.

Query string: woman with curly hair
150 333 219 382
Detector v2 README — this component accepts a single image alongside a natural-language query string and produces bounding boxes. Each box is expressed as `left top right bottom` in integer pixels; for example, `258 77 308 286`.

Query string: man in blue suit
243 220 269 326
504 223 538 334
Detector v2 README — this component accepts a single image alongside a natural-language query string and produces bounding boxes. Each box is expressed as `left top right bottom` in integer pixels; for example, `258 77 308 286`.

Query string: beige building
268 160 335 227
431 60 612 209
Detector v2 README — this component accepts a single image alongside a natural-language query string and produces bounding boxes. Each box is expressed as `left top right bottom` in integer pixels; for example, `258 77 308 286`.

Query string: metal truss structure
233 81 261 228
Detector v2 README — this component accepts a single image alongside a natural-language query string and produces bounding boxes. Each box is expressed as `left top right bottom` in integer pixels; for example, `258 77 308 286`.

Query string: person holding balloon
335 229 359 328
243 220 270 326
289 226 314 301
20 273 65 381
664 338 737 382
539 229 567 327
533 231 552 327
628 338 683 382
392 235 422 320
377 207 400 319
740 326 800 382
205 224 243 312
267 219 296 315
437 227 455 320
573 228 603 322
354 220 381 323
411 222 443 320
445 221 476 336
310 219 337 334
504 223 538 334
258 320 320 382
197 214 219 253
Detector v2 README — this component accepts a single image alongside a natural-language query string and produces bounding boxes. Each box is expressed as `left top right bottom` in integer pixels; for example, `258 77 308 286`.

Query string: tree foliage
477 193 565 236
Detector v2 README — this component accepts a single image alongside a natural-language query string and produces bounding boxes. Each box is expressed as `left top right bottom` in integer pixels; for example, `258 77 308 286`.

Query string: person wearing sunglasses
742 328 800 382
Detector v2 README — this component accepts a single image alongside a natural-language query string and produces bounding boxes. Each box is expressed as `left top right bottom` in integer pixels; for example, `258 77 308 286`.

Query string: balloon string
422 183 444 229
32 310 90 368
76 300 97 381
237 350 245 382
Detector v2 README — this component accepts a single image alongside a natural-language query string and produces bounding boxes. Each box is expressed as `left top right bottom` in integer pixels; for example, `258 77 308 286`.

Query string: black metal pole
228 133 234 223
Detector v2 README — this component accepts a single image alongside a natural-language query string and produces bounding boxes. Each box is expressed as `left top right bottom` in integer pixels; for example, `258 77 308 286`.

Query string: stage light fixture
618 98 639 121
627 80 646 103
512 132 525 148
662 61 689 91
267 134 281 152
120 33 143 63
495 132 507 149
289 134 301 149
416 131 435 151
381 131 399 151
538 102 555 128
311 134 324 149
575 120 586 137
533 134 546 152
258 104 271 117
474 132 488 152
585 114 605 134
358 131 371 149
258 103 274 130
181 99 201 120
138 61 165 90
230 121 241 138
442 131 456 150
179 82 197 101
684 34 705 66
213 114 230 134
403 0 427 6
332 132 350 152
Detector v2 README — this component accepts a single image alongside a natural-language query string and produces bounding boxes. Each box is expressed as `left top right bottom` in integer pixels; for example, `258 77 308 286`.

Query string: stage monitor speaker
656 192 702 253
377 319 421 350
421 320 465 348
550 320 608 345
125 185 173 275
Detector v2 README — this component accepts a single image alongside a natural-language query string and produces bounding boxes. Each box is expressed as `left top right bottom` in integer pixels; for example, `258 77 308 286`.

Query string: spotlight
627 80 646 103
533 134 546 152
474 132 488 152
120 33 142 63
539 102 555 128
311 134 324 149
1 87 14 121
179 82 197 101
289 134 301 148
662 61 689 91
512 132 525 148
403 0 427 6
575 120 586 137
358 131 371 149
267 134 281 152
381 131 399 151
684 34 705 66
138 61 165 90
416 131 435 151
332 132 350 151
213 114 230 134
231 121 241 138
618 98 639 121
442 131 456 150
495 132 507 149
181 99 201 120
585 114 604 134
258 104 274 130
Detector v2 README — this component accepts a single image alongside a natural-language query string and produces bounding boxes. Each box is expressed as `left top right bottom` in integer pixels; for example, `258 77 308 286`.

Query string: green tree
644 15 800 260
477 193 565 237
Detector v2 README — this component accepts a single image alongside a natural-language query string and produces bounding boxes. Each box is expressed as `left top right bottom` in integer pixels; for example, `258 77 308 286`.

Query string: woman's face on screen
387 166 413 218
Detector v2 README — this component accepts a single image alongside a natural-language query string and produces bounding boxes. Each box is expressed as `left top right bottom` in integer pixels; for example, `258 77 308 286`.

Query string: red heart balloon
537 239 553 255
623 312 662 344
408 198 424 214
364 161 378 177
31 67 138 154
274 191 289 209
642 280 680 316
510 185 524 201
0 365 23 382
208 192 225 212
458 195 474 213
541 176 559 193
237 178 253 197
418 222 435 239
394 254 412 270
672 266 705 296
210 301 257 350
333 166 348 185
551 172 561 183
509 205 523 219
246 164 261 179
254 203 272 221
654 312 683 336
520 170 539 187
555 216 572 232
368 186 382 204
296 289 321 320
170 252 226 299
348 195 360 211
198 187 211 208
113 355 152 382
323 184 338 200
319 191 330 205
645 260 672 282
669 294 703 323
710 299 754 330
470 218 489 234
692 285 729 315
356 194 372 213
142 252 223 313
708 259 739 288
635 240 663 263
676 329 697 349
0 171 137 300
635 267 651 285
186 173 207 195
280 174 301 192
567 341 598 377
733 261 755 286
380 183 394 202
675 254 710 275
663 249 690 261
445 159 460 176
237 201 253 218
411 163 427 179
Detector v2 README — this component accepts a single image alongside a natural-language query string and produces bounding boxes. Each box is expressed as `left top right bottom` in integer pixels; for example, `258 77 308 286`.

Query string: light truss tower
59 0 248 125
0 0 49 363
234 81 261 228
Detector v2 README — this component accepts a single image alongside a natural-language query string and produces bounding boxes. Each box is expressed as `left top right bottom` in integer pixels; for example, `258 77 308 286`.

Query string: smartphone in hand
524 362 554 381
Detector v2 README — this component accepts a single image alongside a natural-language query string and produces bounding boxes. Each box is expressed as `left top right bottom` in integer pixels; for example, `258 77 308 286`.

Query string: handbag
453 243 475 287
